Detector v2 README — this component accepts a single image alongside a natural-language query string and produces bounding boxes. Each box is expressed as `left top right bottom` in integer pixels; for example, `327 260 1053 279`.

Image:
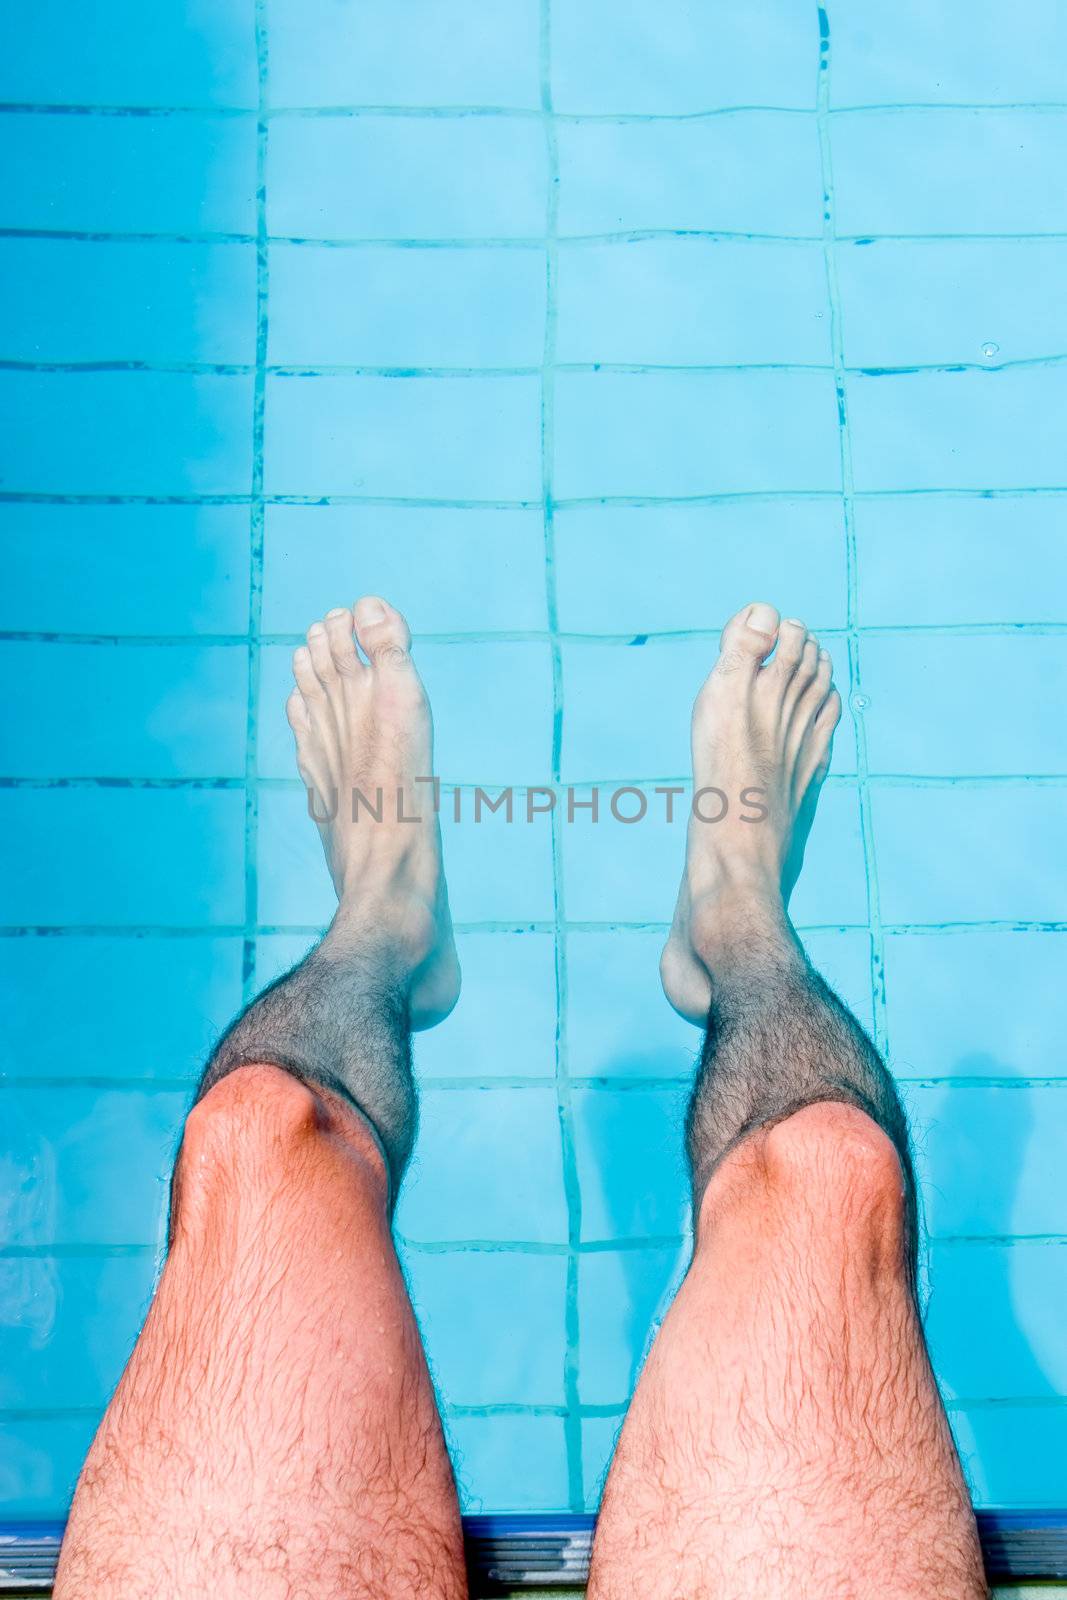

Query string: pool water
2 0 1067 1524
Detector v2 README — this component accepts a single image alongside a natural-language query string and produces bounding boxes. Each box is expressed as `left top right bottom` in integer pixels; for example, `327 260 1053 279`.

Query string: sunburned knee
172 1065 327 1225
702 1101 908 1256
188 1062 322 1153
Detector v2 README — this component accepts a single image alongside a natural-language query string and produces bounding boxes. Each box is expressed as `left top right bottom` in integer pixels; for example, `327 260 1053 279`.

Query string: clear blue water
2 0 1067 1522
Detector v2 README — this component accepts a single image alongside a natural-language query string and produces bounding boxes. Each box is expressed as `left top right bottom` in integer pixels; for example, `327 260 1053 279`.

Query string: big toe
716 601 781 672
353 595 413 669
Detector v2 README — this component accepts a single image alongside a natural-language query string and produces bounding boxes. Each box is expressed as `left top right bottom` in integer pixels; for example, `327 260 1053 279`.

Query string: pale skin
55 596 987 1599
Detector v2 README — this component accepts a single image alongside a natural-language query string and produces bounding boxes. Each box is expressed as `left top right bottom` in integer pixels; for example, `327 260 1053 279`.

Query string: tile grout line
5 98 1067 119
815 3 888 1056
5 622 1067 647
12 224 1067 246
7 1227 1067 1262
7 486 1067 507
540 0 585 1515
6 483 1067 508
7 917 1067 937
241 0 270 1001
11 356 1067 375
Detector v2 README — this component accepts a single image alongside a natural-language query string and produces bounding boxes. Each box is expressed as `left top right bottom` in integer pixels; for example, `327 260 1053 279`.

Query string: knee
178 1064 323 1197
703 1102 909 1256
170 1065 388 1248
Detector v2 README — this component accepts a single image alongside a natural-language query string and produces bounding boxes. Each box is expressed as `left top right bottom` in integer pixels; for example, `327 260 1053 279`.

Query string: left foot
286 595 459 1029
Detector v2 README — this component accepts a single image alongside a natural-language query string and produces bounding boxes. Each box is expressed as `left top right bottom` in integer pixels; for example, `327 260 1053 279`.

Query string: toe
794 634 820 692
805 686 842 785
789 641 833 748
715 601 780 673
287 660 337 793
285 687 310 734
292 644 322 701
306 620 337 685
292 643 339 749
771 617 808 678
353 594 413 670
324 606 360 677
815 684 843 738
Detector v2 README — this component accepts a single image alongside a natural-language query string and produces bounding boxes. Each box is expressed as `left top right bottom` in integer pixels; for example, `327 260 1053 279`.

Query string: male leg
589 604 986 1599
56 597 467 1599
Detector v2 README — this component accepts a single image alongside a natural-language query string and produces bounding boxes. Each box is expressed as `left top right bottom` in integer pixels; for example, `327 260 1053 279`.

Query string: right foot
286 595 459 1029
661 602 842 1024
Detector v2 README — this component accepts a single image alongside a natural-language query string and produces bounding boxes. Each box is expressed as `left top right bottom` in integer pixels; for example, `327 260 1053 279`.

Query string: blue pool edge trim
2 1511 1066 1588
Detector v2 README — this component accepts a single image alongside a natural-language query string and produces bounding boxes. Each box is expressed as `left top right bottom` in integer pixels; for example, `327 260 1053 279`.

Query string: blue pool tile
268 243 545 367
0 643 248 778
267 0 540 108
556 116 823 238
926 1241 1067 1402
561 782 866 928
952 1405 1067 1507
907 1083 1067 1237
556 239 831 366
583 1415 623 1509
837 239 1067 369
267 117 546 240
0 238 256 365
560 784 687 925
854 495 1067 626
448 1413 569 1512
847 368 1067 492
872 785 1067 925
553 502 849 634
0 788 246 927
381 641 553 785
252 932 316 989
830 110 1067 236
404 1249 566 1406
0 371 253 496
800 927 875 1037
0 0 257 106
578 1244 683 1405
3 1083 186 1247
830 0 1067 106
0 504 251 637
257 639 553 783
774 784 870 929
551 0 815 113
561 638 706 783
0 934 242 1079
254 788 336 928
260 505 548 635
553 371 841 498
561 638 855 784
565 929 698 1073
0 1416 98 1517
0 111 256 234
263 374 541 499
0 1253 155 1410
396 1087 568 1243
885 931 1067 1080
415 932 558 1080
257 784 556 927
861 634 1067 777
571 1084 689 1243
790 784 870 934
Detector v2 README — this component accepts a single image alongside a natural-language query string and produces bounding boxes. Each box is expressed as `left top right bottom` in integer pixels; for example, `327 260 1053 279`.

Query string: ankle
326 892 437 976
688 876 794 973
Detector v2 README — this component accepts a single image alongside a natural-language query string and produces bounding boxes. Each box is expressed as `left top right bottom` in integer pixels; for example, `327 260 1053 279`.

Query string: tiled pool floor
2 0 1067 1523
